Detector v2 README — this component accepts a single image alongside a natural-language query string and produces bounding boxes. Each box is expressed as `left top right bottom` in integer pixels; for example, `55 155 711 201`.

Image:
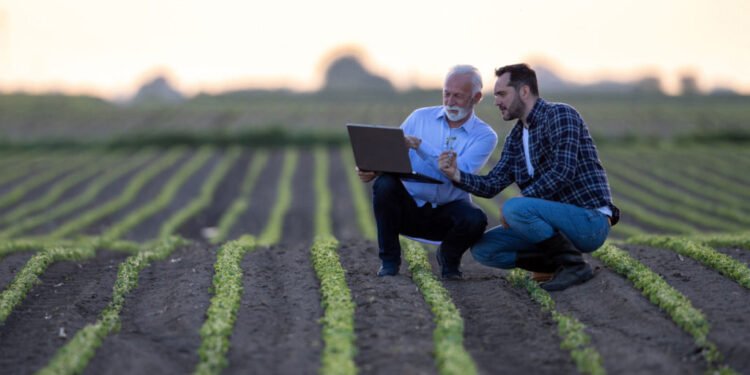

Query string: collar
523 98 546 130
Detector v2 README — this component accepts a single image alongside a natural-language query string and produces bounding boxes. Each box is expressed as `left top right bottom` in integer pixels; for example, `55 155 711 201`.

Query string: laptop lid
347 123 443 184
347 124 412 174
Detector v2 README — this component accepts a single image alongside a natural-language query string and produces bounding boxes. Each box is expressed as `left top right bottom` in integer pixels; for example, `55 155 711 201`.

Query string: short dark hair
495 63 539 96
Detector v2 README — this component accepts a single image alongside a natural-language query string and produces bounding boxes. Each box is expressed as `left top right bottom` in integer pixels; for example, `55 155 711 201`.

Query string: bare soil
1 148 749 374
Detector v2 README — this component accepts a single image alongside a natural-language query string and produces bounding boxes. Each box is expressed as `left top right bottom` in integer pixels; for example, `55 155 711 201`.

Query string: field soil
0 148 749 374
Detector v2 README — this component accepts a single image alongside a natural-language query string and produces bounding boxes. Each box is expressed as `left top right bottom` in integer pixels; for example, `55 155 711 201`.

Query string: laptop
347 123 443 184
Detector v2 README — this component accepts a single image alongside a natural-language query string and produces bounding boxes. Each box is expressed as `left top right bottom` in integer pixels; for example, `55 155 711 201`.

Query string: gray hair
446 65 483 95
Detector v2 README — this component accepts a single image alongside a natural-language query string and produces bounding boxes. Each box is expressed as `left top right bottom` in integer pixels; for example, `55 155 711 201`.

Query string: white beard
444 105 471 122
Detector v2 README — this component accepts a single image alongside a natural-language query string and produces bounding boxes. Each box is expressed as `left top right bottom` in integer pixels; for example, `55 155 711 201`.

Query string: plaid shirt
456 98 620 224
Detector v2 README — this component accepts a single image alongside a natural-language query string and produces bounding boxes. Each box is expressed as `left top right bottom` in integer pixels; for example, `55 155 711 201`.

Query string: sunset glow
1 0 748 98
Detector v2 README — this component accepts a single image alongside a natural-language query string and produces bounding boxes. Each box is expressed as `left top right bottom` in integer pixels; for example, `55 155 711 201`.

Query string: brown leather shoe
531 272 554 283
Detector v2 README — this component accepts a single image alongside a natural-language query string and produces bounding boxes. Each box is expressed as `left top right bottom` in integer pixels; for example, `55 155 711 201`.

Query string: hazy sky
1 0 748 98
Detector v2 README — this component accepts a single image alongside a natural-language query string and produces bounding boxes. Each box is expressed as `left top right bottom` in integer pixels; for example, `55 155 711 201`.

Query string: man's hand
356 167 379 183
438 151 461 182
404 135 422 149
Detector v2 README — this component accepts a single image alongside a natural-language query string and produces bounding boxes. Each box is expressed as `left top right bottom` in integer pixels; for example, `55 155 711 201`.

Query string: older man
358 65 498 279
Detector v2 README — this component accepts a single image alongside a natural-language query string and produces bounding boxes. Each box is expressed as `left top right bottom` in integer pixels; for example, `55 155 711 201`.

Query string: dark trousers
372 174 487 266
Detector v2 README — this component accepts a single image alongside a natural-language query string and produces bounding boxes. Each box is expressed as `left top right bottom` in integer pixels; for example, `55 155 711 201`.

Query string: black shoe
377 264 399 277
536 232 593 291
541 262 594 291
436 248 463 280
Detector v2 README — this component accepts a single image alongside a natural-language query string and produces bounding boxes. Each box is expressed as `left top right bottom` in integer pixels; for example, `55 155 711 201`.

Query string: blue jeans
471 197 610 269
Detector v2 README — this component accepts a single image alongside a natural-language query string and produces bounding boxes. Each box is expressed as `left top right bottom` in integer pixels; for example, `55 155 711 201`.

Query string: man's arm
441 132 515 198
521 106 581 199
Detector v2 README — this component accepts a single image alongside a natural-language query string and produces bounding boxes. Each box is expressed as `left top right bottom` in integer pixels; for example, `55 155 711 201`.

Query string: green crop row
38 236 187 375
311 234 356 375
606 159 748 230
194 235 256 375
340 148 375 240
593 243 735 373
608 148 750 202
0 155 116 225
159 148 239 238
0 153 90 210
609 222 645 238
692 232 750 250
0 238 75 259
0 151 153 240
609 154 750 214
626 235 750 289
211 150 268 244
0 151 51 186
0 237 140 260
606 172 726 232
257 149 298 246
607 195 697 234
0 243 97 324
101 148 213 241
507 269 605 375
312 147 357 374
401 239 477 375
46 149 184 239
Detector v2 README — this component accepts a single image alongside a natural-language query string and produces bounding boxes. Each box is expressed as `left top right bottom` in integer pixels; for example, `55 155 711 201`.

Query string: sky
0 0 749 99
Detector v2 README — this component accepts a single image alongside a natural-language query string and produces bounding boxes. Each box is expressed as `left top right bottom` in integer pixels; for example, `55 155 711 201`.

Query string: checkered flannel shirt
456 98 620 224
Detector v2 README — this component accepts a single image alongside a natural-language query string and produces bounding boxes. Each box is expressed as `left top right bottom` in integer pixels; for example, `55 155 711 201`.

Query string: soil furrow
0 251 35 291
329 148 360 241
79 152 191 237
437 255 578 374
83 243 214 375
225 148 320 374
552 256 705 374
338 239 437 375
0 251 128 374
178 149 250 242
622 244 750 371
226 149 282 240
123 152 222 242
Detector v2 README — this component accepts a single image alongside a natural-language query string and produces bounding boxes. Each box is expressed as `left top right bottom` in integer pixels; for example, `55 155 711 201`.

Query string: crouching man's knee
372 174 402 198
470 244 515 269
459 206 488 238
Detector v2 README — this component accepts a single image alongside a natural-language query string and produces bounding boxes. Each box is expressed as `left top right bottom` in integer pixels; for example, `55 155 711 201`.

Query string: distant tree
679 74 701 96
132 76 184 105
633 76 664 95
321 56 395 93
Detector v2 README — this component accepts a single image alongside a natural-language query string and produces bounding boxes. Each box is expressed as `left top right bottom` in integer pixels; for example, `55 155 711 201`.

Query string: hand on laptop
438 151 461 182
356 167 380 183
404 136 422 149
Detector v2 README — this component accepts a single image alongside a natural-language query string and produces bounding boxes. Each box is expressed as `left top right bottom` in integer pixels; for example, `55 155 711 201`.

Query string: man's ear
520 85 530 99
472 91 483 105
